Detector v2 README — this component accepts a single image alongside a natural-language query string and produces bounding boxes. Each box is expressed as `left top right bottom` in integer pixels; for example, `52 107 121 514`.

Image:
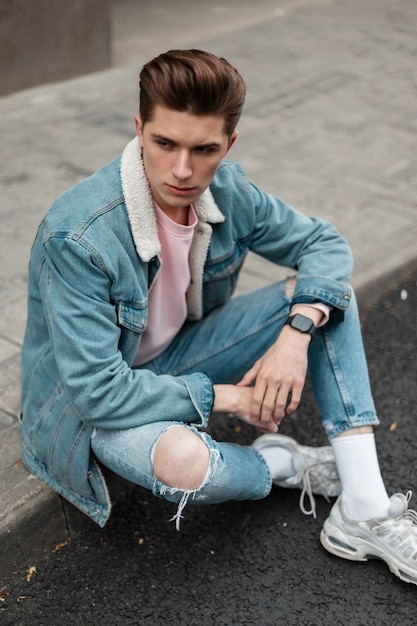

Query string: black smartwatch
284 313 316 340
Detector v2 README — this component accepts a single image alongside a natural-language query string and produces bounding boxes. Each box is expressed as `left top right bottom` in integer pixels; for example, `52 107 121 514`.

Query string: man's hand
213 308 323 432
237 326 310 429
212 384 278 433
237 305 322 430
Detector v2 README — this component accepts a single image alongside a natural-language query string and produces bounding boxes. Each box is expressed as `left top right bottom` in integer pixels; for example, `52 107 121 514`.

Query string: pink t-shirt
133 202 331 366
133 204 197 366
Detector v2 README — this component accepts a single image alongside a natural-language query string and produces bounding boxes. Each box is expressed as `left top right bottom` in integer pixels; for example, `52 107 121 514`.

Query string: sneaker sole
320 519 417 585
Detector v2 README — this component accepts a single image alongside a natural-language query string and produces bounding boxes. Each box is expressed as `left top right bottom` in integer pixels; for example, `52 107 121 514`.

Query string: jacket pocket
117 302 147 333
202 246 247 313
28 385 71 467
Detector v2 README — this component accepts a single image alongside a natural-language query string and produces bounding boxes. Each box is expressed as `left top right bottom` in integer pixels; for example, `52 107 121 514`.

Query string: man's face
135 105 237 219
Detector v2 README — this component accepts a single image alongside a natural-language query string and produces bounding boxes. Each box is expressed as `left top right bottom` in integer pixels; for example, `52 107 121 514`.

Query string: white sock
331 433 391 520
258 447 294 481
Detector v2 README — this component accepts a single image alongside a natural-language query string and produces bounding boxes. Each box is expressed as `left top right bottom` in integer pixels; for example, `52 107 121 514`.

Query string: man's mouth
166 184 196 196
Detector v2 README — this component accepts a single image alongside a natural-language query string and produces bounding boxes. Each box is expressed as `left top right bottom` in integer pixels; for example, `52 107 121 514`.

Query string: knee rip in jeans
151 425 220 530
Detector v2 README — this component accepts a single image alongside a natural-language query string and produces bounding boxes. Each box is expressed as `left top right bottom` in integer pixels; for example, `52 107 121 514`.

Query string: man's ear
226 130 239 154
135 115 143 146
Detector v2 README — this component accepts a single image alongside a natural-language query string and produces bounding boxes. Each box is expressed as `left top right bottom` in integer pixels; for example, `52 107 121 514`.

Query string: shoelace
299 469 318 518
299 461 337 519
402 510 417 532
377 494 417 559
396 491 417 531
389 490 417 526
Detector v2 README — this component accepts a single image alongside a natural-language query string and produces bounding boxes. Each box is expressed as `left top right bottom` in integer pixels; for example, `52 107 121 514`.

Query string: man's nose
172 151 192 180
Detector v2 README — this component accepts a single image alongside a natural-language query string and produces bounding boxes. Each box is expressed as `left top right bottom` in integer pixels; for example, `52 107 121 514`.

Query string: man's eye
156 140 173 149
196 146 216 154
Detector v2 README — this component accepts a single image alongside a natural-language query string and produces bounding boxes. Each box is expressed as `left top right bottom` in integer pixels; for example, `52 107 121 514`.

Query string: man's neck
160 205 190 226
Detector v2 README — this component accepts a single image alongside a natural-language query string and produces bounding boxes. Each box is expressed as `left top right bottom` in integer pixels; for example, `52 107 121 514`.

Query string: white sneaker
252 433 340 518
321 491 417 585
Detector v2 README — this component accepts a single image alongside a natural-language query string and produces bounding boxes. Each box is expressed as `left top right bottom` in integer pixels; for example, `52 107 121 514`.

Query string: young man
21 50 417 585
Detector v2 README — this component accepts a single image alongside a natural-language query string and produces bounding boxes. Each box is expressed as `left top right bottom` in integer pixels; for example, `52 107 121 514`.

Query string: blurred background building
0 0 285 96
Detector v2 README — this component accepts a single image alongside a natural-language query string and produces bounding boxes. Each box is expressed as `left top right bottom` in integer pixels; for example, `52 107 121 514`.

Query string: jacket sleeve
40 235 214 431
247 180 354 313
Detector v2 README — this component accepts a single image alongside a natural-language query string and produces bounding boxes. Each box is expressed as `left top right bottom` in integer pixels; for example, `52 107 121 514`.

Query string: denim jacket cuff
177 372 214 429
292 276 352 311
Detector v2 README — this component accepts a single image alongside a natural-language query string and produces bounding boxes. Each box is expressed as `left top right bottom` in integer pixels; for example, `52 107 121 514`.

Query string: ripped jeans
91 280 379 527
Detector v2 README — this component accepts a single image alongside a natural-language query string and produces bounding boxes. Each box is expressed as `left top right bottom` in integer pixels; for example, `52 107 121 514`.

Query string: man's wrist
284 313 317 340
212 384 237 414
290 305 324 324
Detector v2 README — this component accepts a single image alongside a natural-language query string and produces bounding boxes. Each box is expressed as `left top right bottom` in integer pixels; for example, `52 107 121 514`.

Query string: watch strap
284 313 316 339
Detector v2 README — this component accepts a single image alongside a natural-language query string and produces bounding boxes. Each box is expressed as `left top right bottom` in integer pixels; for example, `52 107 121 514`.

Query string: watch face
292 314 314 332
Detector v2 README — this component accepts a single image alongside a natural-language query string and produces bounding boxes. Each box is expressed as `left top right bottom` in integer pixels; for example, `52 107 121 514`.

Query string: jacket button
87 471 93 478
343 293 350 300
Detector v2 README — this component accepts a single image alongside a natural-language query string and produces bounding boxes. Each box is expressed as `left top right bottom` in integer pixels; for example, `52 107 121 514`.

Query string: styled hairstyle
139 49 246 137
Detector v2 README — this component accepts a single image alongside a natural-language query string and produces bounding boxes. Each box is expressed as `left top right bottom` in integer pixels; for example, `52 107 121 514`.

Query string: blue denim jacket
20 138 352 526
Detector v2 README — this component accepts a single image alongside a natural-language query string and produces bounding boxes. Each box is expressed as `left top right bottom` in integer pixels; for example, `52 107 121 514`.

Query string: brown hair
139 49 246 137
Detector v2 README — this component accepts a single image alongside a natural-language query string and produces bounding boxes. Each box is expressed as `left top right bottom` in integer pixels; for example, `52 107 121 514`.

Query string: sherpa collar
120 137 225 262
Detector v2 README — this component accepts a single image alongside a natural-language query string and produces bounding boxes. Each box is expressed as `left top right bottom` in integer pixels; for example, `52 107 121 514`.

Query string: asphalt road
1 269 417 626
